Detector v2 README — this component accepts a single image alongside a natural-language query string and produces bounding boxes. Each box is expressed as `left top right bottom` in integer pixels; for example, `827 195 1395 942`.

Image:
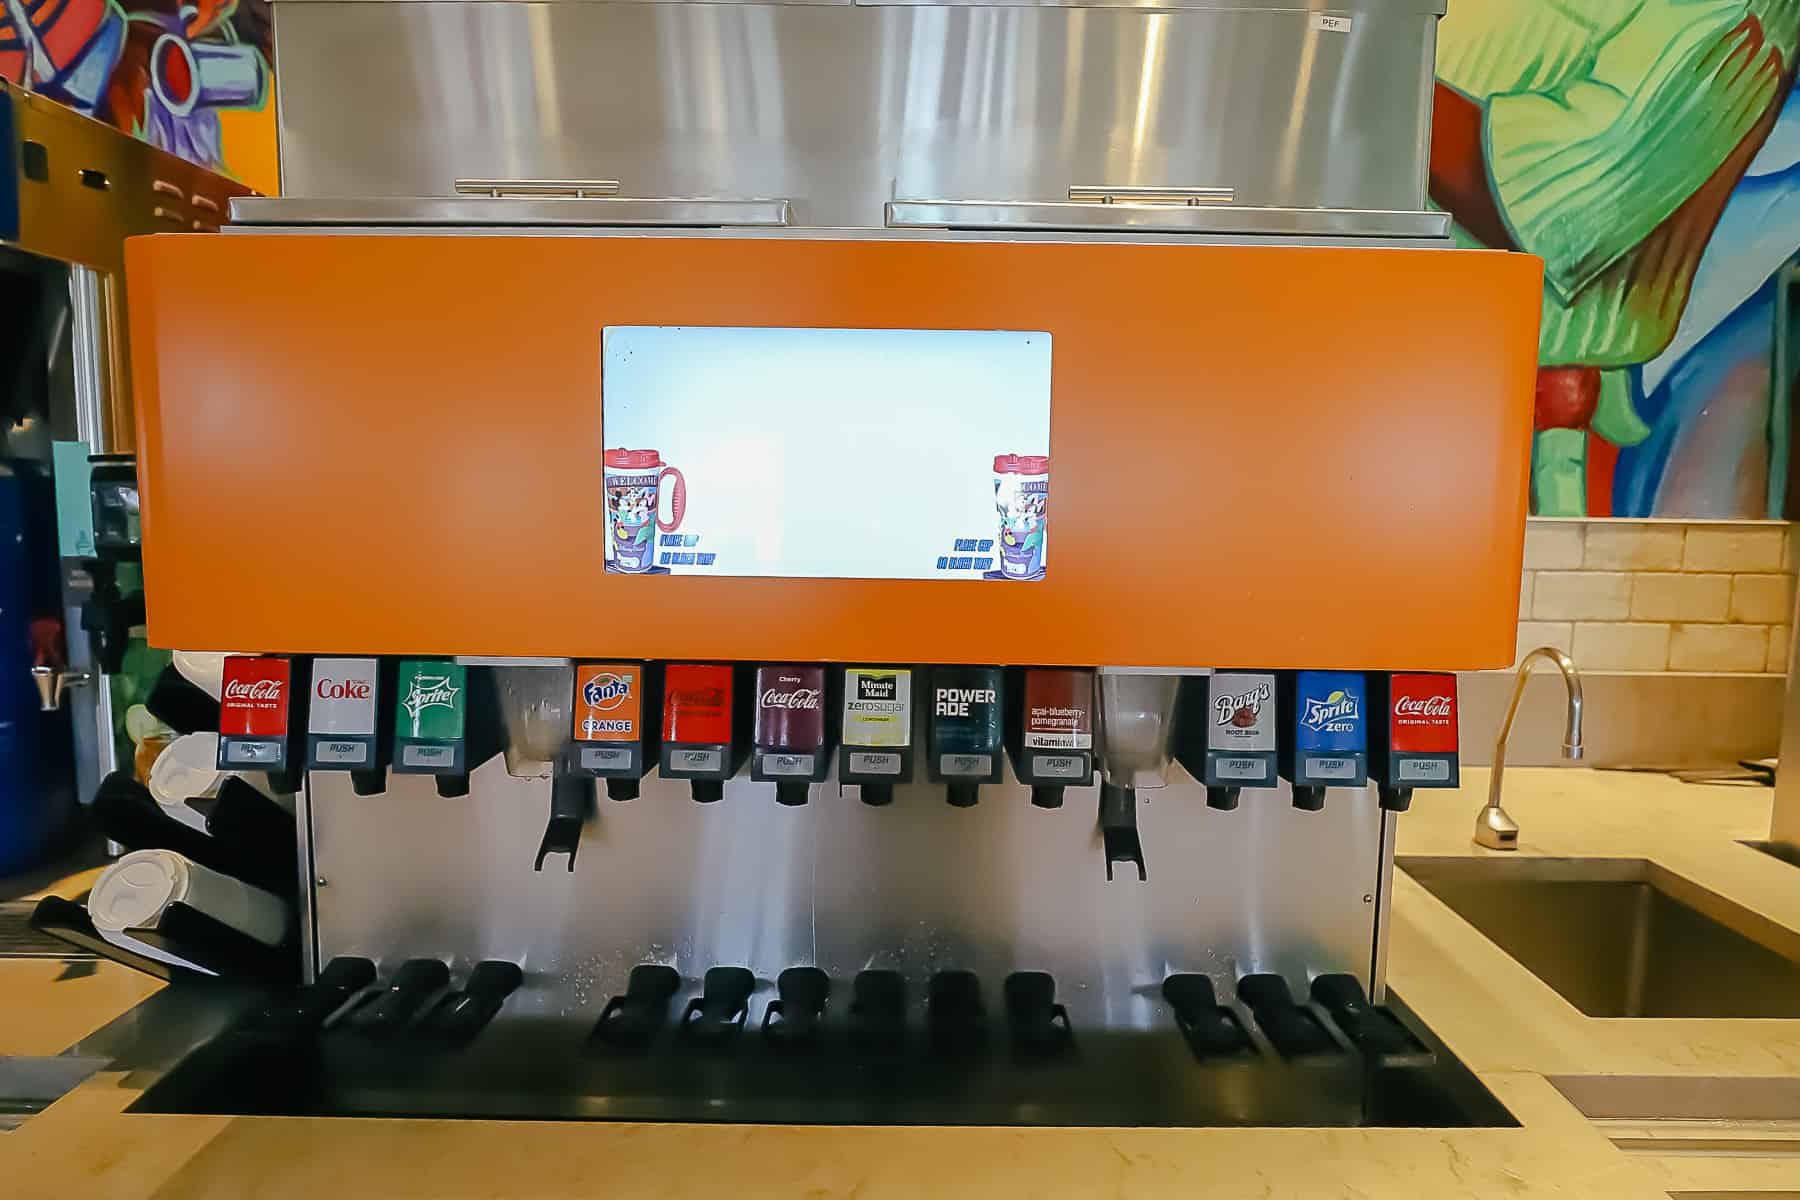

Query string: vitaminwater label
1207 672 1276 752
843 668 911 748
574 663 642 742
1023 668 1093 750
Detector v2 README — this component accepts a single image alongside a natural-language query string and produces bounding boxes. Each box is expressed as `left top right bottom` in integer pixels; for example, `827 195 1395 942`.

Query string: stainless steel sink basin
1399 857 1800 1019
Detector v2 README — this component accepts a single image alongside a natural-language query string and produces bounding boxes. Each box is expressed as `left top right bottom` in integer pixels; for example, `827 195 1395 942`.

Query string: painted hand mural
0 0 270 177
1432 0 1800 517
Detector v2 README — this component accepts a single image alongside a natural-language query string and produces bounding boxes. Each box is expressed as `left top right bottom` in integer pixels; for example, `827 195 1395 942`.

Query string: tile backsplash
1516 519 1794 673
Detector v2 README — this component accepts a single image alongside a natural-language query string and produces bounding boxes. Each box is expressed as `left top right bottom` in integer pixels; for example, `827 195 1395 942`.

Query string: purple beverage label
755 665 826 752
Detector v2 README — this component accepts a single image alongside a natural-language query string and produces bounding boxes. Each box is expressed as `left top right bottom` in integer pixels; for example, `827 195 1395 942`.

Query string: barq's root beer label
574 664 642 742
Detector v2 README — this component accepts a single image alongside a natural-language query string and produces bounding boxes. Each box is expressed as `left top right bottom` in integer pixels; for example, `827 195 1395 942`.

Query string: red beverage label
663 663 734 745
574 663 642 742
754 665 825 752
1023 668 1093 750
1389 672 1457 753
220 656 291 738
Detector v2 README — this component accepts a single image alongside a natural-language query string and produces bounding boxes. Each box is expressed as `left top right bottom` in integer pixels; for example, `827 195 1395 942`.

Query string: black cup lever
350 958 450 1036
1237 973 1338 1058
1004 971 1071 1055
420 960 525 1045
680 966 756 1046
1310 974 1420 1056
847 970 907 1054
762 966 830 1049
927 969 987 1055
592 964 681 1050
1162 974 1251 1060
1099 784 1147 882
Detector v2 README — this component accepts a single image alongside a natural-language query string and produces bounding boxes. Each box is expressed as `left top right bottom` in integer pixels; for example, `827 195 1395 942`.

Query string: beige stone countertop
4 768 1799 1198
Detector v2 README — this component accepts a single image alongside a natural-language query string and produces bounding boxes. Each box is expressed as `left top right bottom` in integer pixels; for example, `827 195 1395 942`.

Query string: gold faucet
1477 646 1584 850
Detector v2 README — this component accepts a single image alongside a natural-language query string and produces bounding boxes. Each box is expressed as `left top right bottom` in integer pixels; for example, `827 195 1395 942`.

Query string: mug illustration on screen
993 454 1048 580
604 448 687 573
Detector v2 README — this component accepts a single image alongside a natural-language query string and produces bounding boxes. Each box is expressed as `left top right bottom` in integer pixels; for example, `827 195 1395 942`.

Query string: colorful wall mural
1 0 277 194
1433 0 1800 518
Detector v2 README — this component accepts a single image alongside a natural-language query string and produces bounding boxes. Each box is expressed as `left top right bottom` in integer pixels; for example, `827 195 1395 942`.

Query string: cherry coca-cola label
220 656 291 738
755 666 825 752
1389 672 1457 753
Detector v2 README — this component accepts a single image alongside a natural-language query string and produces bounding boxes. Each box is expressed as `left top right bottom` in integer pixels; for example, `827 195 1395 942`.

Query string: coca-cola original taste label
1388 673 1458 754
220 657 291 738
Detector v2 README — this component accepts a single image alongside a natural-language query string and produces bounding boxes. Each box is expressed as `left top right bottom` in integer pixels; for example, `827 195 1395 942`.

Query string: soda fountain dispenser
1279 671 1369 812
750 665 831 805
1006 668 1097 809
118 0 1541 1126
660 664 747 803
569 663 658 801
1175 671 1280 811
838 667 913 806
927 666 1004 807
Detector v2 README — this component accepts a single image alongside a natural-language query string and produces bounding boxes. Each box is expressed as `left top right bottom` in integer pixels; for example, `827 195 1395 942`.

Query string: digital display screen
601 326 1051 581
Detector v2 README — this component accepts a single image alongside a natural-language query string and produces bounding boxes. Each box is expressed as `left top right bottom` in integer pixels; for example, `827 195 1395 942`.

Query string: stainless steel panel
307 756 1385 1033
887 200 1447 238
229 196 794 227
272 2 1437 227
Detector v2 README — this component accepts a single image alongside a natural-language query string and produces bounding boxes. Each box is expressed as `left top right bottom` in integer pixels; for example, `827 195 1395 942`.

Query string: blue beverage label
1293 671 1365 754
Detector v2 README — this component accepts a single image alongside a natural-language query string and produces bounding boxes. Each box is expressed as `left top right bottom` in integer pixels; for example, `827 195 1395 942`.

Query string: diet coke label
309 658 379 737
219 657 291 739
1388 672 1458 754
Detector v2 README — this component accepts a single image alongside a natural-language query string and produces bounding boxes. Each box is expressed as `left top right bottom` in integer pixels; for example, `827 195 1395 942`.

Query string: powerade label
1294 670 1365 754
843 668 911 748
574 663 641 741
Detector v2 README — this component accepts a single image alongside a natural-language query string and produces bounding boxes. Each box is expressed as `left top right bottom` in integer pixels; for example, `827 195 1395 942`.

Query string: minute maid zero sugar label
843 668 912 749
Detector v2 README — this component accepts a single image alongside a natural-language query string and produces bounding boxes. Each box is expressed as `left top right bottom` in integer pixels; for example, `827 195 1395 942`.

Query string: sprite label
396 660 466 741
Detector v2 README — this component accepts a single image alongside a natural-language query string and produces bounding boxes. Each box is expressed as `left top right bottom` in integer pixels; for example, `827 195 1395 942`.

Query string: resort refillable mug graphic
600 326 1051 581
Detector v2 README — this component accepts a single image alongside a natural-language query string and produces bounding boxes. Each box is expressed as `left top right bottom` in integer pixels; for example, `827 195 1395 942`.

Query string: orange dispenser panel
126 235 1540 668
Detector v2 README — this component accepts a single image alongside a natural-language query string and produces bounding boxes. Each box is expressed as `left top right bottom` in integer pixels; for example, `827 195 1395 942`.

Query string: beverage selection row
243 955 1422 1064
204 657 1459 816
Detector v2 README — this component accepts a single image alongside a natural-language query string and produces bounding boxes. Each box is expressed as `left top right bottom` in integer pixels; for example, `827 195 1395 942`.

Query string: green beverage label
396 661 466 741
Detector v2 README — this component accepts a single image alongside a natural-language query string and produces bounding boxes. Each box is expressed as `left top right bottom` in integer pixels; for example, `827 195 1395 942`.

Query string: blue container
0 468 75 876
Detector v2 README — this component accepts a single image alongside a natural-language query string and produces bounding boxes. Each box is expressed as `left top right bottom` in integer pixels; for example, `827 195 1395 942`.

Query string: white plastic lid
148 732 224 808
171 651 238 701
88 850 192 934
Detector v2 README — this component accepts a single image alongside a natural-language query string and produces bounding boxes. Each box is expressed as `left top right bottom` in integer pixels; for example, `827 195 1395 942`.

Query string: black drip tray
131 997 1513 1128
